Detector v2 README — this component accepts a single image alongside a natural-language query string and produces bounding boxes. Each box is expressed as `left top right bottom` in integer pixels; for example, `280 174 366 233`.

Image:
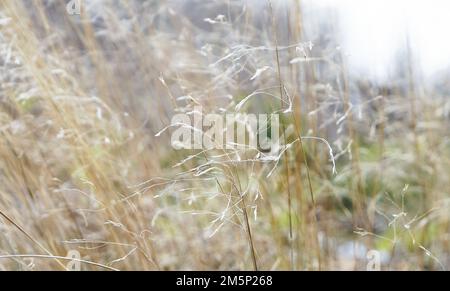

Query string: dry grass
0 0 448 270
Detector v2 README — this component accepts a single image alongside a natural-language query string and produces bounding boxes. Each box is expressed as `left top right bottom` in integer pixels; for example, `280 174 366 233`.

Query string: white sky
306 0 450 80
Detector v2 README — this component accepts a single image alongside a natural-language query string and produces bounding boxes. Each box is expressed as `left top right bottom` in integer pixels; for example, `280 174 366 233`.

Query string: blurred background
0 0 448 270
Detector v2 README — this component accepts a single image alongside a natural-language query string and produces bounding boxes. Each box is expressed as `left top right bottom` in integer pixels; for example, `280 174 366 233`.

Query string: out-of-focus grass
0 0 448 270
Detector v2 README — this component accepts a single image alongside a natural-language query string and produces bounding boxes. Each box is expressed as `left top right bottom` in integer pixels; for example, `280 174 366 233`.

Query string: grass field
0 0 448 270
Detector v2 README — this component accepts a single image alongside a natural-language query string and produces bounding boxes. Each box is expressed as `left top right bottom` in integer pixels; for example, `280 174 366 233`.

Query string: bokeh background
0 0 449 270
